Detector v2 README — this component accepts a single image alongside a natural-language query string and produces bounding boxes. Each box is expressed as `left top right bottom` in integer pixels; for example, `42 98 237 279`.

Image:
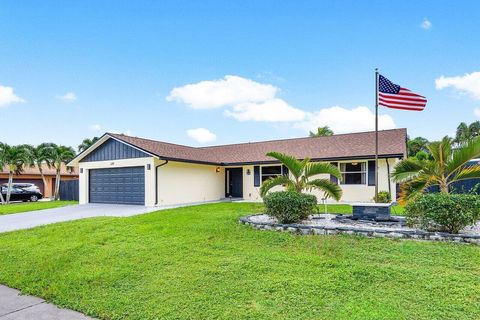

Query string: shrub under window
263 191 317 224
405 193 480 234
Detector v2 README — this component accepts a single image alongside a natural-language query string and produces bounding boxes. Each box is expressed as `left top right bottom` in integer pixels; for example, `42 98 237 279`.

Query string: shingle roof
108 128 407 165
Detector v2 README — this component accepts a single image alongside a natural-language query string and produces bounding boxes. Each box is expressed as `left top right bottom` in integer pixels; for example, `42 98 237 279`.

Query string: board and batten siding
80 138 150 162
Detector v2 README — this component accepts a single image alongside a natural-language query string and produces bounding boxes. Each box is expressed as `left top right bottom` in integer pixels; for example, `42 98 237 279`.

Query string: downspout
155 160 169 205
386 158 391 195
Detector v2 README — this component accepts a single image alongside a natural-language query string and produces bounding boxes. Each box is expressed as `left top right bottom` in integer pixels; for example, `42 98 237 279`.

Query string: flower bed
240 214 480 245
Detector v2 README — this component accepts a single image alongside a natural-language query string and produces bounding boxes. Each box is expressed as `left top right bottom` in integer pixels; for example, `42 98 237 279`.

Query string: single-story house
68 128 407 206
0 164 78 198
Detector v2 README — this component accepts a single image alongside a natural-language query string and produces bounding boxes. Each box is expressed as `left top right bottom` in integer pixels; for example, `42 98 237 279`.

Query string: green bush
374 191 392 203
405 193 480 233
263 191 317 224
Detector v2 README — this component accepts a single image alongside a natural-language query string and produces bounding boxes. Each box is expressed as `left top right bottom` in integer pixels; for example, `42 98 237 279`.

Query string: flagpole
374 68 379 202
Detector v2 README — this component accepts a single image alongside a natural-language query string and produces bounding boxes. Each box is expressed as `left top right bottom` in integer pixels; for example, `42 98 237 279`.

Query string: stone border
239 214 480 245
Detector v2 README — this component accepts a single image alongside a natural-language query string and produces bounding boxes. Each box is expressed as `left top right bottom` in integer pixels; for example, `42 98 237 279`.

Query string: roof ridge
200 128 407 149
108 133 200 150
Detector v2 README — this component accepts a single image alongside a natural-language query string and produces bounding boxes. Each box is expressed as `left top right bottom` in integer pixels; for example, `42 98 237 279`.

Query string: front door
226 168 243 198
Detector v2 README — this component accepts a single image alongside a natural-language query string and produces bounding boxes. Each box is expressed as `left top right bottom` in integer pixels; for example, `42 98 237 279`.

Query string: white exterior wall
156 160 225 206
241 158 400 203
78 157 156 206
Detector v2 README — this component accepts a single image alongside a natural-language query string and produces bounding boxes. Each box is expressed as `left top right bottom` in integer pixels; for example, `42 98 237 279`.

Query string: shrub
374 191 392 203
263 191 317 224
405 193 480 233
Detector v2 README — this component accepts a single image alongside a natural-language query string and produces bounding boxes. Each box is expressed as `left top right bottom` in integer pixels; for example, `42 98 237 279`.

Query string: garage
89 167 145 205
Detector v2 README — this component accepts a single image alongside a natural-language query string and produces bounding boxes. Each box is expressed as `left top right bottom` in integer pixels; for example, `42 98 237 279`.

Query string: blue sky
1 1 479 150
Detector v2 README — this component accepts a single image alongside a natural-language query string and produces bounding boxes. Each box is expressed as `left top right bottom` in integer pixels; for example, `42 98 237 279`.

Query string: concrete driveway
0 204 160 233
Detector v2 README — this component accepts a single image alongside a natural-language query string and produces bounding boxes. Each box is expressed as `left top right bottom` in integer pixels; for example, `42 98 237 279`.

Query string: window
340 162 366 185
261 165 282 183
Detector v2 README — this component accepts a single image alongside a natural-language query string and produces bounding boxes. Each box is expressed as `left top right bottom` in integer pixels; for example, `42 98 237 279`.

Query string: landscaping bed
241 213 480 245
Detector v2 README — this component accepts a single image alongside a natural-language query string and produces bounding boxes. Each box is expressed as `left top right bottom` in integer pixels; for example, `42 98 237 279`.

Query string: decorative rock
240 214 480 245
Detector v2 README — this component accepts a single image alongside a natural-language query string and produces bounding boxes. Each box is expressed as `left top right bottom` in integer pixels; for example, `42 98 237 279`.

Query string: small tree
392 136 480 204
22 143 55 198
259 151 342 201
50 144 76 200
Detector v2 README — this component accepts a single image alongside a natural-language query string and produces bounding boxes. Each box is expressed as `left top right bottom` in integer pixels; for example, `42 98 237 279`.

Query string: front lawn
0 203 478 319
0 200 78 215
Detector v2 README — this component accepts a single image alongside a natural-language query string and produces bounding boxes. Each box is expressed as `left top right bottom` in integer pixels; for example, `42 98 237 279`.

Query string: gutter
155 160 169 205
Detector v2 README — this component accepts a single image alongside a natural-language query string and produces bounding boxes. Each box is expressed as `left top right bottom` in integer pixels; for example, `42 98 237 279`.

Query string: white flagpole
374 68 379 202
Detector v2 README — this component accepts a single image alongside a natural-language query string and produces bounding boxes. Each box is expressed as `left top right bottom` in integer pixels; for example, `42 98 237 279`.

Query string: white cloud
295 106 396 134
420 18 432 30
0 85 25 108
57 92 77 103
186 128 217 144
90 124 102 131
166 75 278 109
224 98 305 122
435 71 480 100
474 108 480 118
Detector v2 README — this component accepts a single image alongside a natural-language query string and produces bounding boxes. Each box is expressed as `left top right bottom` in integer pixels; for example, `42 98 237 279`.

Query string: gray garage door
89 167 145 205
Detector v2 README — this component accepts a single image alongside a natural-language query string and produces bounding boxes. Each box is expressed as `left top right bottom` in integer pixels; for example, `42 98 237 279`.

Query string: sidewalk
0 285 93 319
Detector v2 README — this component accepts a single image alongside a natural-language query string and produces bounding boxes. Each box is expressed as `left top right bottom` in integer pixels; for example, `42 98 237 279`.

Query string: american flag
378 74 427 111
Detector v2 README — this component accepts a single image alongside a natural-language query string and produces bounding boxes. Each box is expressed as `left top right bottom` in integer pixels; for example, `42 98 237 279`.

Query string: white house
68 129 407 206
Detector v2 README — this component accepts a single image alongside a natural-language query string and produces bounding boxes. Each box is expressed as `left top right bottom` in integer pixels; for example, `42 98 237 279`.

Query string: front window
261 165 282 183
340 162 366 185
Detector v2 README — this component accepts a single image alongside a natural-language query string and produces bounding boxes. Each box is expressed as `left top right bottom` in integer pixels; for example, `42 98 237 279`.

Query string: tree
23 143 55 198
407 136 429 157
309 126 334 137
392 136 480 204
0 143 32 203
454 121 480 144
50 144 76 200
78 137 99 153
259 151 343 201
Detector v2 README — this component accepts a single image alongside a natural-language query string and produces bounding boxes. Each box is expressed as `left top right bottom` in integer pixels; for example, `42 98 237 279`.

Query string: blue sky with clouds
1 1 479 149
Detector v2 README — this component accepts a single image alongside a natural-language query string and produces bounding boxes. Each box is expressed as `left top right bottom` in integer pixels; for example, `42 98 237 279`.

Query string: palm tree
0 143 32 203
22 143 55 198
50 144 76 200
454 121 480 144
309 126 334 138
392 136 480 204
259 151 343 201
78 137 99 153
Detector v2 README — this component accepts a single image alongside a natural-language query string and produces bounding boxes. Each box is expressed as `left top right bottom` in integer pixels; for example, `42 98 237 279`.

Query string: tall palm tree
78 137 99 153
0 143 32 203
309 126 334 138
259 151 343 201
22 143 55 198
392 136 480 204
50 144 76 200
454 121 480 144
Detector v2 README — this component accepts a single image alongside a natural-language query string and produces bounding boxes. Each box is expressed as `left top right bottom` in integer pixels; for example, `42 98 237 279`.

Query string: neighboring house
0 164 79 198
68 129 407 206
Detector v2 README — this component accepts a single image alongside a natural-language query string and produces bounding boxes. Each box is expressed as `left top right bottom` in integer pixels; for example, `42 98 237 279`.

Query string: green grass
0 203 478 320
0 200 78 215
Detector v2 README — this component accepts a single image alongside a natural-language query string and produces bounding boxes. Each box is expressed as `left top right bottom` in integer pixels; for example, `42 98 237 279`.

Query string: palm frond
391 158 425 183
304 162 341 180
446 136 480 178
306 178 343 201
265 152 303 178
451 164 480 182
259 175 294 197
398 177 433 205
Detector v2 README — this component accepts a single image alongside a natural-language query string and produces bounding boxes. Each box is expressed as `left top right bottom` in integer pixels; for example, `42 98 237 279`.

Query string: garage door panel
89 167 145 205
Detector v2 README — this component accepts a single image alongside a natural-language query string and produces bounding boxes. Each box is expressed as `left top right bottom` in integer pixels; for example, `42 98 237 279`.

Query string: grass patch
0 202 478 319
0 200 78 215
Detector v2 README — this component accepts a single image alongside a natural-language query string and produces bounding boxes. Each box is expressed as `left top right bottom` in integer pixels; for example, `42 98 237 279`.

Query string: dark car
1 183 43 202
